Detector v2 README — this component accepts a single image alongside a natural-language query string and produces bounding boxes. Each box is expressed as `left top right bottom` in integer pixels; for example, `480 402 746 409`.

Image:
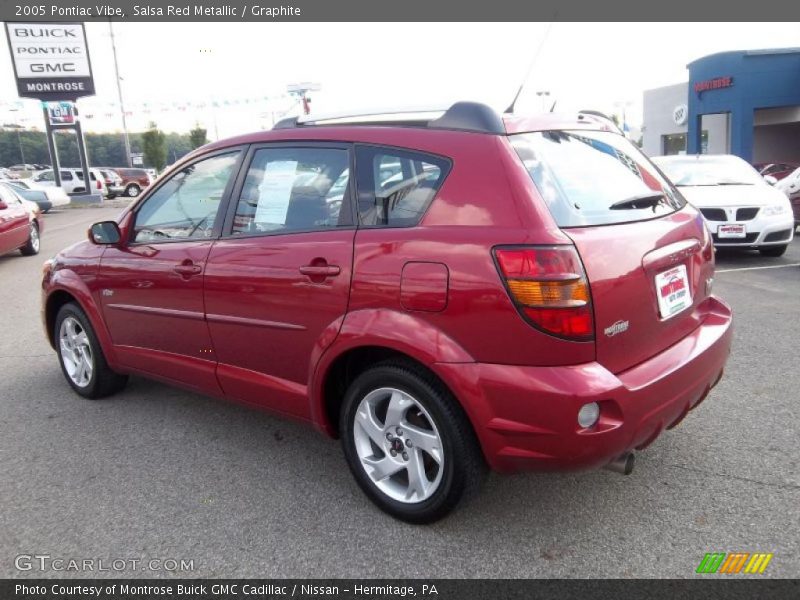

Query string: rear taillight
494 245 594 341
96 179 102 190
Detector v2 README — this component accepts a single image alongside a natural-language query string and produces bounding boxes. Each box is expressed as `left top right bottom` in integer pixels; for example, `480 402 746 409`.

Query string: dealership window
661 131 709 155
133 152 239 242
231 147 351 235
355 146 450 227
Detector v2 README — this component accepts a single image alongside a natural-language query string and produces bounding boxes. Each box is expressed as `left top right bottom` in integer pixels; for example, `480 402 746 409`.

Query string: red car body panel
0 195 40 256
42 115 734 473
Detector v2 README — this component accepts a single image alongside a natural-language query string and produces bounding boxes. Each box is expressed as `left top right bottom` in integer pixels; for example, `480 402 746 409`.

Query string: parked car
33 168 108 197
775 166 800 227
754 162 799 182
42 103 733 522
0 182 41 257
111 168 153 197
98 169 125 198
8 163 37 176
3 179 70 212
652 154 794 256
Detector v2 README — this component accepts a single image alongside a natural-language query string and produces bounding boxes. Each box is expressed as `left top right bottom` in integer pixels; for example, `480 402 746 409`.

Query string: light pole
109 22 132 167
199 47 220 140
536 90 551 112
614 100 633 135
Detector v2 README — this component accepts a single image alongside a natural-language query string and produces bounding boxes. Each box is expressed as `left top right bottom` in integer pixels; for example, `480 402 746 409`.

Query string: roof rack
272 101 505 135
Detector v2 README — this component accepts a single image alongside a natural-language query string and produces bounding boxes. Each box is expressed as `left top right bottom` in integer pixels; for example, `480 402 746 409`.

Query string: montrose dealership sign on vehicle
4 22 95 100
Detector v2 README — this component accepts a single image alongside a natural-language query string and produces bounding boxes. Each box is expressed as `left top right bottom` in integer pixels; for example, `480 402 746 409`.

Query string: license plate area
717 223 746 238
655 264 692 319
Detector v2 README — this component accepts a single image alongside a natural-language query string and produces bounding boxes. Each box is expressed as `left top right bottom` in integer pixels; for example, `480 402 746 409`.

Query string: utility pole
536 90 551 112
9 108 26 164
109 22 132 167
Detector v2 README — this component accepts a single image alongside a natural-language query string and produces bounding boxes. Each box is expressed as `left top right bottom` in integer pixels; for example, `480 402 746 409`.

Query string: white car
652 154 794 257
774 166 800 228
33 168 108 197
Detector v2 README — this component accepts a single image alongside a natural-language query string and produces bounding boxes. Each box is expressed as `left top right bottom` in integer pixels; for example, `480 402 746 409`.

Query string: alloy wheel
352 387 444 503
59 317 94 387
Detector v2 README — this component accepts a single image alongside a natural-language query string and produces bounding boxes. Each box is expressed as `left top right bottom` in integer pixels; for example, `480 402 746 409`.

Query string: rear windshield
510 130 686 227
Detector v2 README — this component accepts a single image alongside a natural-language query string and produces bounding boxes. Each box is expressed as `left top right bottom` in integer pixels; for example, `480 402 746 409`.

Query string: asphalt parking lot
1 207 798 579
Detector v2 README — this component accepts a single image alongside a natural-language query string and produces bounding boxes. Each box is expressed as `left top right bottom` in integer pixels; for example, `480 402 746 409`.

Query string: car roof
194 102 623 162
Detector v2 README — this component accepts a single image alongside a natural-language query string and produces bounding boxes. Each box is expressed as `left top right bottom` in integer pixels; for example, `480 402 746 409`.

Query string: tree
142 122 167 172
189 125 208 149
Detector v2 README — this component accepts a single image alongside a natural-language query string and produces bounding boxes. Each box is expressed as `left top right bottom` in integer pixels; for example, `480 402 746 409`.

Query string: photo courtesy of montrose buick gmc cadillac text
41 102 733 522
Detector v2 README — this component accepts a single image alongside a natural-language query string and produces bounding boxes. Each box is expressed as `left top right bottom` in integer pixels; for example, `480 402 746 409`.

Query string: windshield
510 130 686 227
652 156 765 187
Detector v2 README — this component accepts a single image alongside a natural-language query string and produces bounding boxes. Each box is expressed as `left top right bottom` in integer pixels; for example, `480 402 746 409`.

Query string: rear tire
125 184 141 197
340 360 485 523
759 244 788 257
54 303 128 399
20 222 40 256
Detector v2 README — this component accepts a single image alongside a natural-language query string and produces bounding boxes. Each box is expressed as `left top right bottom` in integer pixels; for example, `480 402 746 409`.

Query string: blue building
643 48 800 164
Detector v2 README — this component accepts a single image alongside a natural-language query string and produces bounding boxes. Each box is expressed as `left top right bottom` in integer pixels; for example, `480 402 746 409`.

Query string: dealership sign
693 76 733 95
672 104 688 126
4 22 95 100
47 101 76 125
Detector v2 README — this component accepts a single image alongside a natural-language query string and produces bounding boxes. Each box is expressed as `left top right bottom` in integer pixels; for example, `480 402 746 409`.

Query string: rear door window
510 130 686 227
355 146 450 227
229 146 352 236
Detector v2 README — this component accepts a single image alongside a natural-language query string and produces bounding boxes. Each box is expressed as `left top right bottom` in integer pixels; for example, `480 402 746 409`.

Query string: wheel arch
44 274 119 368
309 309 477 439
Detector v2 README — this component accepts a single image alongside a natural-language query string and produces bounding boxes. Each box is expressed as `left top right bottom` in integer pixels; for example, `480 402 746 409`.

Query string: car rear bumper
435 295 733 473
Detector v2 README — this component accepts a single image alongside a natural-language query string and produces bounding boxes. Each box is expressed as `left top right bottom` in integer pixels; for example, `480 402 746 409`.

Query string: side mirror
764 175 778 186
89 221 121 245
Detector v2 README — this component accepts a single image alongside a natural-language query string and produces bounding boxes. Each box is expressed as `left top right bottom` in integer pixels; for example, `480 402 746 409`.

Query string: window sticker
254 160 298 225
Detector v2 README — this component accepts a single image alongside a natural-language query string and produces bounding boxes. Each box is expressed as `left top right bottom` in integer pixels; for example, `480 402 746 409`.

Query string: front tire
759 244 788 257
54 303 128 399
20 222 40 256
340 361 485 523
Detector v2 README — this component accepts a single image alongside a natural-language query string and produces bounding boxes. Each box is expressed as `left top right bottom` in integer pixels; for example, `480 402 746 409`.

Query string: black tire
54 303 128 399
125 184 141 197
340 360 485 523
759 244 788 257
20 221 40 256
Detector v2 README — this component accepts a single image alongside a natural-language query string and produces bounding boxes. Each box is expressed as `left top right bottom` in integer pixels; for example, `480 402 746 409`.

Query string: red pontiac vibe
42 103 732 522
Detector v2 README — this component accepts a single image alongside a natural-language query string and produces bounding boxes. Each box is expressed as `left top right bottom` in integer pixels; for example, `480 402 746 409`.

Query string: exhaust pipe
603 452 635 475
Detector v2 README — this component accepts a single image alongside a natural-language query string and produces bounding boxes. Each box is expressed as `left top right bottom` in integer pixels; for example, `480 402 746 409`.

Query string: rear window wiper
608 192 665 210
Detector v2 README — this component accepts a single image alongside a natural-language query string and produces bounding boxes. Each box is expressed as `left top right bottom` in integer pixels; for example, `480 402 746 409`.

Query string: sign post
5 22 98 202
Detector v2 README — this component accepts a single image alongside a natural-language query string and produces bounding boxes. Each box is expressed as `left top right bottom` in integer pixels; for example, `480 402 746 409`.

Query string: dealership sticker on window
655 264 692 319
255 160 298 225
717 223 746 238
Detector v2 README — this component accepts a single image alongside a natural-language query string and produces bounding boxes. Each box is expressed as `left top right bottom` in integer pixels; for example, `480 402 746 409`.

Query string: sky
1 22 798 139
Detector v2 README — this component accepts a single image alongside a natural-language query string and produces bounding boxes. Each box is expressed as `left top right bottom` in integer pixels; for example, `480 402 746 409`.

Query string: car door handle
174 263 202 276
299 264 341 278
